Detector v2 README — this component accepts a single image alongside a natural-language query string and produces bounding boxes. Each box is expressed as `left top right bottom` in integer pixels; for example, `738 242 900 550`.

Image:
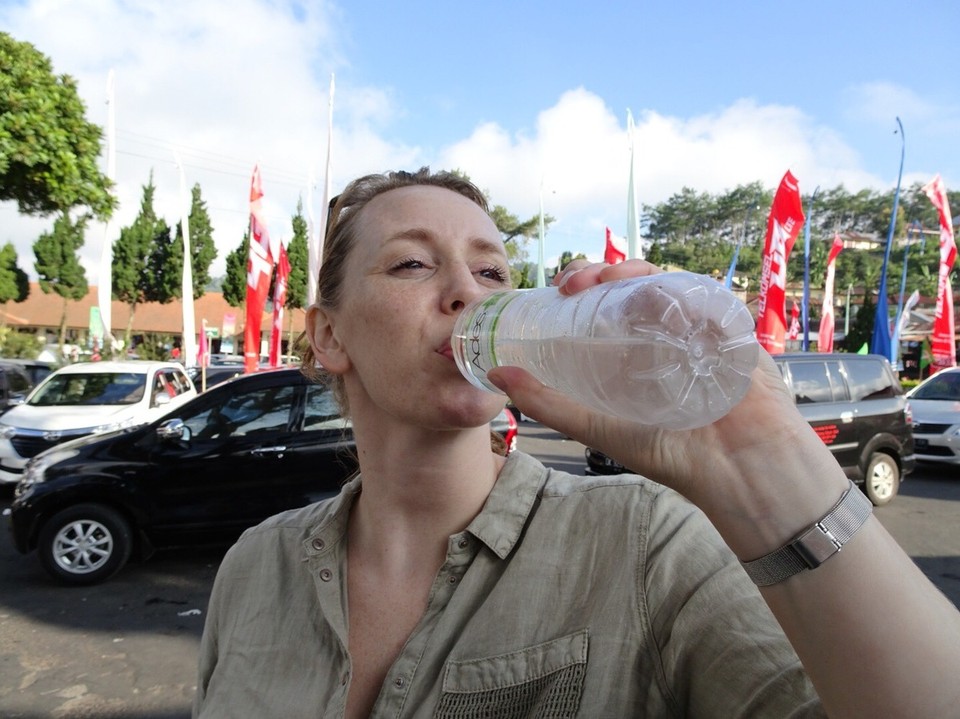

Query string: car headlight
92 417 140 434
18 449 79 490
0 423 16 440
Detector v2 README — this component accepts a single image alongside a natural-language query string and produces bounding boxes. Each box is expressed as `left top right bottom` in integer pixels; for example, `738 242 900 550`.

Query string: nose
442 266 487 316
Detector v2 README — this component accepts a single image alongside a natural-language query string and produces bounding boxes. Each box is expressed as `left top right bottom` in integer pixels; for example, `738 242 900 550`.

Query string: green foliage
33 212 88 300
0 327 42 358
0 242 29 304
844 292 875 353
285 199 309 310
222 230 248 307
113 175 162 308
133 333 174 361
0 32 115 219
171 184 218 299
144 218 178 303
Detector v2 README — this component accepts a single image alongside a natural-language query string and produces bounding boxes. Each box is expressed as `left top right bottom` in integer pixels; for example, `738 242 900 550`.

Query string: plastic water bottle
452 271 759 430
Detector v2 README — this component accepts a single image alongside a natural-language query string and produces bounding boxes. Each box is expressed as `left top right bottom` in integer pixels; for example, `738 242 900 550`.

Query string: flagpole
98 69 116 357
870 117 905 364
175 153 196 368
724 204 756 290
801 186 820 351
892 221 921 368
310 72 335 307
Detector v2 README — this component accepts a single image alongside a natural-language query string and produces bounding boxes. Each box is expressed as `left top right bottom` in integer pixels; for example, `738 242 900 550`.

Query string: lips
437 339 454 361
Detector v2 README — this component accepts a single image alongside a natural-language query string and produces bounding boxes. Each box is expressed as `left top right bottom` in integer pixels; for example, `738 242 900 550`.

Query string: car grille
912 422 953 435
916 444 955 457
11 432 91 458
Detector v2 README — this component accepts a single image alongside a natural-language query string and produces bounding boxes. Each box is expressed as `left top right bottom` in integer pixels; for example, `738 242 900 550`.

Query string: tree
285 200 310 351
172 184 218 299
0 242 29 307
222 231 249 308
33 212 88 348
0 33 114 220
113 174 167 348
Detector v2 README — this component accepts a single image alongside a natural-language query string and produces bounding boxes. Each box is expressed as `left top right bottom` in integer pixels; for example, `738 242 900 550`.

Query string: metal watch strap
741 480 873 587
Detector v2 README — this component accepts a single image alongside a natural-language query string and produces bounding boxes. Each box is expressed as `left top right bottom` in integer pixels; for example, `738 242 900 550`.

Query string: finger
487 366 594 438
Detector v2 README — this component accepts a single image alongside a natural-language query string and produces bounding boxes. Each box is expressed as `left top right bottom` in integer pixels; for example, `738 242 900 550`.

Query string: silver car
906 367 960 464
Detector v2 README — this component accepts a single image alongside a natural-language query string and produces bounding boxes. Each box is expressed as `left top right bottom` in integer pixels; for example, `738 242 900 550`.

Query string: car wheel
864 453 900 506
38 504 132 586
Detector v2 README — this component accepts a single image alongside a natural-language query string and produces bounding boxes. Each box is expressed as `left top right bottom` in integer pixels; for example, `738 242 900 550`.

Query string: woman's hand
487 260 847 557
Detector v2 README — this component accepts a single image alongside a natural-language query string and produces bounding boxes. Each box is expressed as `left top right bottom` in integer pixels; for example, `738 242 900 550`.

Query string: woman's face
319 185 511 430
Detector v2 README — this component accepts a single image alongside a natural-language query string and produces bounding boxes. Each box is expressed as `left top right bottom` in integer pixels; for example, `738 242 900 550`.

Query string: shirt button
319 568 333 582
457 538 469 549
448 575 458 585
394 677 405 689
312 538 325 550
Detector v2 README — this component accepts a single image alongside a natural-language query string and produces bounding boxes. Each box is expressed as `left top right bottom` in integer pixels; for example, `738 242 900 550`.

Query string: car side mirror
156 418 187 441
153 393 172 408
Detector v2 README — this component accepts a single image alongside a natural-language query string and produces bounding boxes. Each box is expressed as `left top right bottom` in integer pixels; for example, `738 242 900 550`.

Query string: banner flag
244 165 275 373
269 242 291 367
604 227 626 265
198 319 209 367
755 170 806 354
787 301 800 340
923 173 957 371
817 233 844 353
536 182 546 287
870 118 905 363
175 154 196 367
626 109 642 260
98 69 116 354
309 73 335 307
920 335 933 376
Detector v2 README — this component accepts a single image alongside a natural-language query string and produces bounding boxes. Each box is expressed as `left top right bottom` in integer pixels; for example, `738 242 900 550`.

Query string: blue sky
1 0 957 280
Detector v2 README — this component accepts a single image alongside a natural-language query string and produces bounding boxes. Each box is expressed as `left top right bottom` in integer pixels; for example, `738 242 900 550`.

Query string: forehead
354 185 503 252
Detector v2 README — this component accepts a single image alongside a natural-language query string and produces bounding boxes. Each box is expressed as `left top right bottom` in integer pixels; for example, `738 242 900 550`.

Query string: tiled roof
0 283 306 338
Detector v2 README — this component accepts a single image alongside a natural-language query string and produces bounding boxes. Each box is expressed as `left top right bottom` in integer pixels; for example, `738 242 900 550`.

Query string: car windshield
911 373 960 401
28 372 147 406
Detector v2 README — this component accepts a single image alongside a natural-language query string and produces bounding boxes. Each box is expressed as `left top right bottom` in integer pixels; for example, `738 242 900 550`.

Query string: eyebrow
385 228 505 256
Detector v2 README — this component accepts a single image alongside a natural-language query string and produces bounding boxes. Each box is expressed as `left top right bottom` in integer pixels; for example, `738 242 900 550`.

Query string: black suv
4 368 358 585
585 353 915 505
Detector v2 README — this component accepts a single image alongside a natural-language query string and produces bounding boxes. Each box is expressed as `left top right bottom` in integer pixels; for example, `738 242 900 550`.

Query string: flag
198 320 209 367
818 233 843 353
309 73 335 307
871 118 905 363
244 165 275 373
176 154 196 367
604 227 626 265
923 173 957 371
857 342 869 355
755 170 806 354
269 242 291 367
920 335 933 376
536 182 546 287
626 109 643 260
787 301 800 340
97 69 116 354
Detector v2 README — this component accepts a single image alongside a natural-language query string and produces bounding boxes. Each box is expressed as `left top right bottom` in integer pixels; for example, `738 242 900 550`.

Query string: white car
906 367 960 465
0 361 196 484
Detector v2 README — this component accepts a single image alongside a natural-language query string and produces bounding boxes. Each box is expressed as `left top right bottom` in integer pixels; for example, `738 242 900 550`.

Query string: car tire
864 452 900 506
38 504 133 586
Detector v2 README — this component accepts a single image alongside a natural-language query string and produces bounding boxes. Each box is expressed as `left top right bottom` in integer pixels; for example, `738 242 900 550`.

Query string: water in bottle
451 271 759 430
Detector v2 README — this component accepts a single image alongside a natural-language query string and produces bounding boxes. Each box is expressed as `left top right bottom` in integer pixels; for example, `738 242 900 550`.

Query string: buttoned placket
369 531 479 718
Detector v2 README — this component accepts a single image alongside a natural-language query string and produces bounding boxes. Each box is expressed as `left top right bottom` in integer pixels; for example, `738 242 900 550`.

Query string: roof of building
0 284 306 338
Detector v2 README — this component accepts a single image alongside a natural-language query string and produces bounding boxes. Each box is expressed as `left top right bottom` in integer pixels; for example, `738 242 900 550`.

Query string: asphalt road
1 422 958 718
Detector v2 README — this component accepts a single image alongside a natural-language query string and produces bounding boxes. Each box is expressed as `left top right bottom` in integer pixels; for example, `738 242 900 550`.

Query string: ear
306 304 350 374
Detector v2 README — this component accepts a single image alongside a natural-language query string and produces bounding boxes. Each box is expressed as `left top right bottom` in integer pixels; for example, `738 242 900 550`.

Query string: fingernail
558 268 582 288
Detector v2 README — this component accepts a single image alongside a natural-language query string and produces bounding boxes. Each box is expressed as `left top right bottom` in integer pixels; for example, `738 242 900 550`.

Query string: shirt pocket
434 630 588 719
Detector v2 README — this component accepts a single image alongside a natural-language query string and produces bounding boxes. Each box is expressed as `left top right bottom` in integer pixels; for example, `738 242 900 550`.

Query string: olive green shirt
194 451 823 718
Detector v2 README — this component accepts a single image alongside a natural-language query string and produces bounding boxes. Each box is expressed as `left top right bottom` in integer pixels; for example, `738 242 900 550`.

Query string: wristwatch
741 480 873 587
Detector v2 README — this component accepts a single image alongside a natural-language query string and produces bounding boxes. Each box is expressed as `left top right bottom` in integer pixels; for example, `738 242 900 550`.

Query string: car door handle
251 445 287 458
840 411 854 423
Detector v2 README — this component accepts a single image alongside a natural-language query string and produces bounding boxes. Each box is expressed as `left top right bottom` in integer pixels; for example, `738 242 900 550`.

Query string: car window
787 361 846 404
182 385 296 440
844 359 897 401
29 372 146 406
912 371 960 401
162 368 192 396
303 385 350 431
7 370 30 394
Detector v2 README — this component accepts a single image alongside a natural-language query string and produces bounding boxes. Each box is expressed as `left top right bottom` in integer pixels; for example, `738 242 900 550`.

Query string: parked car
0 361 35 414
1 358 56 386
4 368 358 585
906 367 960 465
0 361 196 485
491 406 519 454
188 365 244 391
586 353 915 505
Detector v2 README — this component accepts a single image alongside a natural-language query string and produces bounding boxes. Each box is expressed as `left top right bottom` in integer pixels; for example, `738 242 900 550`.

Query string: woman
194 168 960 718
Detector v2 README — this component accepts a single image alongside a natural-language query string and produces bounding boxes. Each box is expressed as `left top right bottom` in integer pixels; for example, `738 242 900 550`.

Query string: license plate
915 438 929 449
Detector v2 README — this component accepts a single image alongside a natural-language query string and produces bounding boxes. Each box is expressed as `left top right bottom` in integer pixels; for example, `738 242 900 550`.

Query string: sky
2 0 959 284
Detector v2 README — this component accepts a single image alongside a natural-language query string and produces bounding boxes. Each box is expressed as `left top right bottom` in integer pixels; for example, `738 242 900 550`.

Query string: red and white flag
244 165 275 374
604 227 627 265
923 174 957 371
269 242 291 368
755 170 806 354
787 301 800 340
818 233 843 353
